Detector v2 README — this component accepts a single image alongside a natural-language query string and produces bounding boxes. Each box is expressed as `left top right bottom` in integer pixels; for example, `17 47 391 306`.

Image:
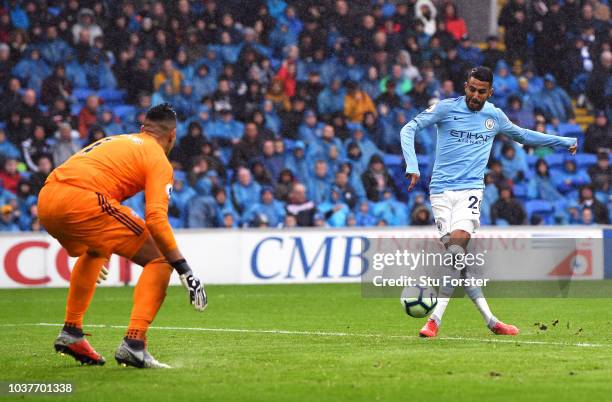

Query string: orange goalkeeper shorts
38 182 149 258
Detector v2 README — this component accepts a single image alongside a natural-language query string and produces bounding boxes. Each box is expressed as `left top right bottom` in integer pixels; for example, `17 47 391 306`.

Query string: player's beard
466 97 485 111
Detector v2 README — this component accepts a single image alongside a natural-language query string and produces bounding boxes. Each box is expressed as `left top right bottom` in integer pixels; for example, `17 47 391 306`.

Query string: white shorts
430 189 483 239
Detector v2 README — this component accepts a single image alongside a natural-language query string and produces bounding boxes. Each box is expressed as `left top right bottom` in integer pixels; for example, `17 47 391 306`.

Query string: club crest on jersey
485 118 495 130
166 183 173 199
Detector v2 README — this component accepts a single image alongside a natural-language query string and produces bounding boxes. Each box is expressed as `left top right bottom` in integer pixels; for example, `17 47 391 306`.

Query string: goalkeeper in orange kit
38 103 207 368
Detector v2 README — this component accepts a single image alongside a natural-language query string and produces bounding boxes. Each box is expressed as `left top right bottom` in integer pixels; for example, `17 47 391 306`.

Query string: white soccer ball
400 286 438 318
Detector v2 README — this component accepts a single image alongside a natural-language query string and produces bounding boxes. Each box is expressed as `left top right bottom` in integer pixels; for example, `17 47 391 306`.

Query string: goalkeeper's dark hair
145 103 177 124
144 103 177 134
467 67 493 85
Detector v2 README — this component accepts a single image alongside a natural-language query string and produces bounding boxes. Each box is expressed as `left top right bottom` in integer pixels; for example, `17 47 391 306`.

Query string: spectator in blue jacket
492 60 519 109
307 124 344 161
362 66 381 101
66 56 88 88
317 77 345 117
40 25 73 66
173 82 200 120
97 107 124 135
515 76 536 113
191 64 218 101
535 74 574 122
83 50 117 90
500 143 529 183
527 159 568 222
481 173 499 225
0 130 21 160
207 109 245 147
212 187 239 227
372 189 409 226
527 159 565 202
553 159 591 194
231 167 262 214
186 195 217 228
0 204 19 232
306 159 332 204
12 48 52 94
261 139 284 181
269 20 298 57
506 96 534 129
457 34 483 67
298 109 323 142
317 186 350 227
355 198 377 227
285 140 309 182
243 186 286 227
168 171 197 228
344 126 381 164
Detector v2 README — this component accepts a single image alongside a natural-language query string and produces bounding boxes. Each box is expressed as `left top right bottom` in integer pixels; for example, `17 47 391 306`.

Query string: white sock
430 269 460 325
465 286 498 328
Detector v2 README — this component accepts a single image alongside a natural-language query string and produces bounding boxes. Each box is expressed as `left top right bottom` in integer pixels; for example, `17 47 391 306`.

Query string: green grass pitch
1 283 612 401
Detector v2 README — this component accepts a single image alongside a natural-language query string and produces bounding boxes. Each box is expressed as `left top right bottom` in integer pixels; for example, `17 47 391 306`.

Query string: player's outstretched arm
497 109 577 154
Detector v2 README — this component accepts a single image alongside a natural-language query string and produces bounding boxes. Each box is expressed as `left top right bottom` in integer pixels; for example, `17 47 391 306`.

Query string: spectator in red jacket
275 60 297 98
0 158 21 194
442 2 467 41
78 95 99 138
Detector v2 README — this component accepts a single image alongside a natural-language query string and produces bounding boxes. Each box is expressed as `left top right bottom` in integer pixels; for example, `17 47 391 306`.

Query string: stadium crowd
0 0 609 231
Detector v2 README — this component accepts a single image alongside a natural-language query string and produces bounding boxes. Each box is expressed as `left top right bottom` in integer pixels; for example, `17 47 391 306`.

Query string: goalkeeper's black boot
54 328 106 366
115 338 171 369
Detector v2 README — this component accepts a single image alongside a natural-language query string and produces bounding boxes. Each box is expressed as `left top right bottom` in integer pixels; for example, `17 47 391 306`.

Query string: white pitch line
2 323 607 348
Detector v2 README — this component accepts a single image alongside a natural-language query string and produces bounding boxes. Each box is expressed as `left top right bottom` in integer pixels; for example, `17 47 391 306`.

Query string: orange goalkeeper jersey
46 132 177 254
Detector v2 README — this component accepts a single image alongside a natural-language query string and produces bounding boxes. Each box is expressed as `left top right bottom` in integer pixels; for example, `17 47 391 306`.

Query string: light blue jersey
400 97 576 194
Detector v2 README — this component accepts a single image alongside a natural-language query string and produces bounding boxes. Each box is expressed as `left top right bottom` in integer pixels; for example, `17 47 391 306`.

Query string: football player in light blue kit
400 67 577 337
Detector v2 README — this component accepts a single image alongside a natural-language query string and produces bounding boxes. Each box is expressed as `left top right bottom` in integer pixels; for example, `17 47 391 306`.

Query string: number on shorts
468 195 480 212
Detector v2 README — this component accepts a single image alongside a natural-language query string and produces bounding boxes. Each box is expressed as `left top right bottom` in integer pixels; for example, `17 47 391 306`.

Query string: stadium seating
574 153 598 169
0 0 607 231
525 200 555 224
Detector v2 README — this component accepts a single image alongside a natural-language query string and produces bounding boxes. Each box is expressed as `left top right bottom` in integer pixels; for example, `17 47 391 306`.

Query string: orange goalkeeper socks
126 257 172 342
64 254 106 329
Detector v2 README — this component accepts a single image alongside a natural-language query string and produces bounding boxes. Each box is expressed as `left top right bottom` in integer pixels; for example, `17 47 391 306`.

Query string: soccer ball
400 286 438 318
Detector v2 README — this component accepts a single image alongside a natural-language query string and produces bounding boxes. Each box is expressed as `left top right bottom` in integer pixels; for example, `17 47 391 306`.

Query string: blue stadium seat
513 183 527 200
383 154 403 168
527 154 540 168
416 154 430 170
112 104 136 120
71 103 82 116
284 139 297 151
574 153 597 168
73 87 95 102
544 153 564 169
557 123 583 136
525 199 555 224
98 88 126 104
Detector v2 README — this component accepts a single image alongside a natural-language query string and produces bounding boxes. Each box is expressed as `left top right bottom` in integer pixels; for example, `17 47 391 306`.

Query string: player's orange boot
490 321 520 336
419 319 439 338
54 329 106 365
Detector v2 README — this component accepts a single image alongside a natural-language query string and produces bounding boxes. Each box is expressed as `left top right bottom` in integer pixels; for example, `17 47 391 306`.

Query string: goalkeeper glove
171 259 207 311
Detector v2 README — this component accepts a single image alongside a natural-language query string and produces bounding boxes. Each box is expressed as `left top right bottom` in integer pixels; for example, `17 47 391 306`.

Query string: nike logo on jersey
453 116 465 120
